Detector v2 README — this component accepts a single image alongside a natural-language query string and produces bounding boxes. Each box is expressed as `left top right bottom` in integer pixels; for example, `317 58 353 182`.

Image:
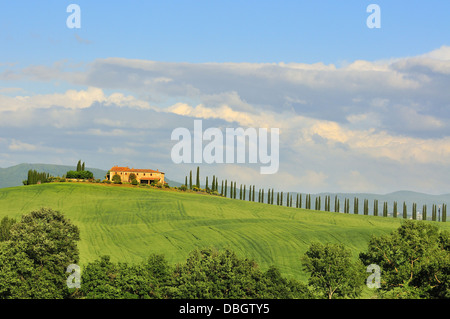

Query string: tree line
0 208 448 299
182 167 447 223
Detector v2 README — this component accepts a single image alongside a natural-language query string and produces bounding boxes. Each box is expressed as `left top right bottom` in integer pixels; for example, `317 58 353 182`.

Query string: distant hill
0 163 181 188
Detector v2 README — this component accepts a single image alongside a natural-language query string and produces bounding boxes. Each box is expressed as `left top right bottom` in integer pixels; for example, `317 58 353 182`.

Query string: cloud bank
1 46 450 194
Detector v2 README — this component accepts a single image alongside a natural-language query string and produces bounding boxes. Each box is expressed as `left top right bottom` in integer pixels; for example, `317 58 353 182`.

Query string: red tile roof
110 166 164 174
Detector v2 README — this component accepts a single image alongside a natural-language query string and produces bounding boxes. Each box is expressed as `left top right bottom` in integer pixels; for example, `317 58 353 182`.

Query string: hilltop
0 163 182 189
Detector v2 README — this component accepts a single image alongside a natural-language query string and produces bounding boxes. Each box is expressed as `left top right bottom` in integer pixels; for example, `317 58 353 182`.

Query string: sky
1 1 450 194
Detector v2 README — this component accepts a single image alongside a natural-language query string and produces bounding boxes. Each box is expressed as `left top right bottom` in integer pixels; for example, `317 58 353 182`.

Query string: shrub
179 185 187 191
131 179 138 185
112 174 122 184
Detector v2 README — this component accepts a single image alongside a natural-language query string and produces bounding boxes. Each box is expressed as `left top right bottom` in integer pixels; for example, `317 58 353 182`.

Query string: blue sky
1 1 450 194
1 1 449 65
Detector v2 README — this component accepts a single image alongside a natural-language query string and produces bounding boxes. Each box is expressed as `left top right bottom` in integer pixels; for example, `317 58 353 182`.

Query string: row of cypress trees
183 167 447 222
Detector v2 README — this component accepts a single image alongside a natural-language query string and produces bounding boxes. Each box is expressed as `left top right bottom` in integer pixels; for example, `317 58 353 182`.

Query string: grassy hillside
1 183 448 282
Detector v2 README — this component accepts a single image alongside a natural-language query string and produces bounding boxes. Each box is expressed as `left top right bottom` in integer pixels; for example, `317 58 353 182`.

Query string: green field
1 182 449 282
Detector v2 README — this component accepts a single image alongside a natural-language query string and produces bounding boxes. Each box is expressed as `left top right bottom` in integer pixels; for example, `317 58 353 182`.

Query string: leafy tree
0 208 80 299
80 254 171 299
128 173 136 182
359 220 450 299
167 248 310 299
112 174 122 184
301 242 365 299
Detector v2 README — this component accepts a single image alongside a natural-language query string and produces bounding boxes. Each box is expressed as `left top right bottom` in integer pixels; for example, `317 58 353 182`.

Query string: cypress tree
205 176 209 191
243 185 246 201
277 192 280 206
353 198 358 214
221 180 224 195
373 199 378 217
422 204 427 221
383 202 388 217
412 203 417 220
280 192 283 206
212 176 215 192
196 166 200 188
224 180 227 197
432 204 437 221
81 162 85 171
77 160 81 172
403 202 407 219
189 170 193 189
442 204 447 222
393 201 398 218
185 176 187 187
234 182 237 199
271 189 274 205
252 186 255 202
334 195 338 212
240 184 242 200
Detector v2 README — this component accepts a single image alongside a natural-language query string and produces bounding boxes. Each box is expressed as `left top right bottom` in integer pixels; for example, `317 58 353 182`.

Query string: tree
112 174 122 184
403 202 407 219
196 166 200 188
189 170 193 190
359 220 450 299
129 173 136 183
77 160 82 172
0 208 80 299
168 248 310 299
81 162 85 171
393 201 398 218
301 242 365 299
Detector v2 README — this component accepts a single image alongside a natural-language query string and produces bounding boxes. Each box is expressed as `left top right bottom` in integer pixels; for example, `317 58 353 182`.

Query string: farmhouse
109 166 166 185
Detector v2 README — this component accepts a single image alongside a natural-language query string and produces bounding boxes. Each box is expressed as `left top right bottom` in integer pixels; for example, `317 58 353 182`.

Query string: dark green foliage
23 169 51 185
393 201 398 218
373 199 379 217
66 170 94 180
360 220 450 299
302 242 365 299
354 198 359 214
196 166 200 189
0 217 16 242
383 202 388 217
168 248 310 299
112 174 122 184
0 208 80 299
364 199 369 215
189 170 193 189
81 254 171 299
403 202 408 219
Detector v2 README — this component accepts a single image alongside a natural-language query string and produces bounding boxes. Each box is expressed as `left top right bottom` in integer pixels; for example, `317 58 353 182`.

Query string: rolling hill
1 182 448 282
